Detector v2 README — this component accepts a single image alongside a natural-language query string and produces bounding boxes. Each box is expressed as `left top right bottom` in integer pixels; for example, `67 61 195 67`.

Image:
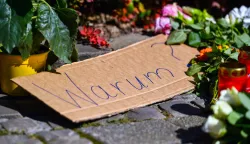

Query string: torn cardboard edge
13 34 198 123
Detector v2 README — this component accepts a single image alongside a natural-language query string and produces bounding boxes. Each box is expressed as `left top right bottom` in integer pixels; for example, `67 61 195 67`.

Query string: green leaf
188 32 201 47
241 129 249 138
215 38 225 45
217 18 230 28
36 3 72 63
56 0 67 8
224 48 231 55
199 42 209 47
18 22 33 59
229 52 239 60
210 23 218 31
127 2 134 13
234 35 244 48
186 63 205 76
227 111 244 125
205 26 210 34
207 66 217 73
0 0 30 53
239 33 250 46
170 19 179 30
200 31 213 40
56 8 78 37
245 110 250 120
187 23 204 30
239 93 250 110
166 30 187 45
71 45 78 62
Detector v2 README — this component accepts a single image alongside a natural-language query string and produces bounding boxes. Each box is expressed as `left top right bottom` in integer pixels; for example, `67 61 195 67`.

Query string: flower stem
32 16 37 20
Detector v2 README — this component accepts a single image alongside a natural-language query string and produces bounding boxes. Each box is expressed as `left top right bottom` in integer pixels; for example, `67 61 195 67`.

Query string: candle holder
218 62 247 92
238 46 250 74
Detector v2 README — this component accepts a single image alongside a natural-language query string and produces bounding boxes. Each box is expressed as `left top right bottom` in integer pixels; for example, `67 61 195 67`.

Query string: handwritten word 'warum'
32 68 174 108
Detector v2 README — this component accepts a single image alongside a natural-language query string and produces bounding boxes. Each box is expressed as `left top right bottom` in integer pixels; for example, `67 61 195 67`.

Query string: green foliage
186 63 205 76
166 30 187 45
239 93 250 110
167 10 250 99
167 17 250 49
36 3 72 63
0 0 78 63
188 32 201 47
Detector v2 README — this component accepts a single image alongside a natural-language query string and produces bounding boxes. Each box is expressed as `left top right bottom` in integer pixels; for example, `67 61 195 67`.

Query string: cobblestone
1 117 51 134
35 129 79 142
172 94 197 102
0 135 42 144
0 105 22 119
80 120 181 144
127 107 165 121
159 100 203 117
49 138 93 144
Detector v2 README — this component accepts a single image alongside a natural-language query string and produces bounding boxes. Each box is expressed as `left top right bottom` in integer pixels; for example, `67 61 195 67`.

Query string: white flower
219 87 241 106
206 17 216 24
211 101 233 119
202 115 227 139
225 5 250 27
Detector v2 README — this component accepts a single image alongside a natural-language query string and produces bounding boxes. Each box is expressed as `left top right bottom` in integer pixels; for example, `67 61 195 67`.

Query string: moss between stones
30 134 48 144
82 122 102 128
75 130 103 144
162 111 172 120
0 130 8 136
107 117 135 124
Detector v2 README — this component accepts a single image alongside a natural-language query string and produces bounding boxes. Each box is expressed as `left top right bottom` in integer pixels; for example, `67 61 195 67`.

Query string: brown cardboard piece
13 34 198 123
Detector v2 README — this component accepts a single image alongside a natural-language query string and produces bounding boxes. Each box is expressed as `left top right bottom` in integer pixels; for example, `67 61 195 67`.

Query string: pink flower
183 14 192 21
162 4 181 17
155 17 172 35
162 3 192 21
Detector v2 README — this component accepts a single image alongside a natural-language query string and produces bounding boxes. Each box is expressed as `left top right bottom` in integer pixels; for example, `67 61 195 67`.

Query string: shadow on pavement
0 93 82 128
176 126 212 144
171 103 207 117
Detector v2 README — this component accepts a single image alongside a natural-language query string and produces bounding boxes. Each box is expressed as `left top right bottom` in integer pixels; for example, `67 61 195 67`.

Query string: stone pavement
0 33 212 144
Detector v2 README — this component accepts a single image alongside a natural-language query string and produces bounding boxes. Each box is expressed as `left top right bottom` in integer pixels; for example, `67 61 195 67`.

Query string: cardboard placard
13 34 198 123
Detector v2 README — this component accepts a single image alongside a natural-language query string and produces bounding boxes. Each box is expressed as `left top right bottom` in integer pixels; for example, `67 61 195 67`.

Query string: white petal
225 15 230 23
202 116 227 138
218 101 233 117
239 5 248 17
245 8 250 17
219 89 233 104
231 8 241 18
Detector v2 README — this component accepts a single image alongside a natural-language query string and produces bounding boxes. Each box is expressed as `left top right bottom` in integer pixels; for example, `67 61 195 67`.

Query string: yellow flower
217 45 229 51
